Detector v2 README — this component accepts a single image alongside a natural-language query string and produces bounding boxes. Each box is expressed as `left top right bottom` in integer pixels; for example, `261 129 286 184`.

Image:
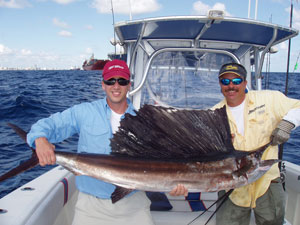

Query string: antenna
110 0 117 55
254 0 258 20
248 0 251 18
248 0 259 19
129 0 132 20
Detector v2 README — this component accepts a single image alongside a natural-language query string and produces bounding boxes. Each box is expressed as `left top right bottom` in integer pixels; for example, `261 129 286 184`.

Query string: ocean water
0 70 299 199
0 70 104 199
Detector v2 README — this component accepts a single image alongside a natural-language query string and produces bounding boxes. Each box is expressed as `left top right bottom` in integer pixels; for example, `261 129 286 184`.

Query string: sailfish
0 105 276 204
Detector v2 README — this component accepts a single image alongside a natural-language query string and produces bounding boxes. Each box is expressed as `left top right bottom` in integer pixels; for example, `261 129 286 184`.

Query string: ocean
0 70 299 199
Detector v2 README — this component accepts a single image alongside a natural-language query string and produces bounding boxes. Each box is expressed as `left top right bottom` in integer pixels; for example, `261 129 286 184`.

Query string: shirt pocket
78 123 111 154
248 110 273 145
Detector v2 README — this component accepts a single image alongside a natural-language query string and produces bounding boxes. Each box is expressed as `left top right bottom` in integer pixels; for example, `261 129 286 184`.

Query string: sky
0 0 300 71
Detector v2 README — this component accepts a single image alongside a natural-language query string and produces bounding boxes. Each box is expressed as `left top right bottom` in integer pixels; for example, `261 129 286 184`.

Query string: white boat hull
0 161 299 225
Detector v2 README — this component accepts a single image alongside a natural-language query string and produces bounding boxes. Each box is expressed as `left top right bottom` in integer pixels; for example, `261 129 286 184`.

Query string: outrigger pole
280 0 295 189
285 0 293 96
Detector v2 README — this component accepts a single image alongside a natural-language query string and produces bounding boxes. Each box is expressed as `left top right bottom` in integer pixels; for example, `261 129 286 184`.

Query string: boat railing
255 27 278 90
129 47 240 97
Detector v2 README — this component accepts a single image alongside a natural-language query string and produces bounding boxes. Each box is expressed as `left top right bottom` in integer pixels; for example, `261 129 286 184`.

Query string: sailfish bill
1 105 277 204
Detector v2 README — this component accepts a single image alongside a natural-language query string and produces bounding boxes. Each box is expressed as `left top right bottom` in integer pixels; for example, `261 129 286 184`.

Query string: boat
108 52 127 61
82 54 109 70
69 66 81 71
1 10 300 225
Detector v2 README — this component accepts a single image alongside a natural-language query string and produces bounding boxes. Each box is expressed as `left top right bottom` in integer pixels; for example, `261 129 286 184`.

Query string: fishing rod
293 51 300 73
187 189 234 225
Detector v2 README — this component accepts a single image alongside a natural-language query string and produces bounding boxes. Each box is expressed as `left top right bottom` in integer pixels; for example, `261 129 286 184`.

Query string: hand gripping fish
0 105 277 203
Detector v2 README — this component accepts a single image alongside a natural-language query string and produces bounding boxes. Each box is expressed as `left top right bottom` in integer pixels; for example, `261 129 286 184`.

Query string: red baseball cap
102 59 130 80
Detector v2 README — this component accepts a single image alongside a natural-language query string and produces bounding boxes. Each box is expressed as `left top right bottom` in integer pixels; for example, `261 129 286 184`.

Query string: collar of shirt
104 97 136 119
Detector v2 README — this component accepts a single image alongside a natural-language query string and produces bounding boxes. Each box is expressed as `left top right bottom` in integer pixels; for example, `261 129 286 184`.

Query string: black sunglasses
220 78 243 86
103 78 130 86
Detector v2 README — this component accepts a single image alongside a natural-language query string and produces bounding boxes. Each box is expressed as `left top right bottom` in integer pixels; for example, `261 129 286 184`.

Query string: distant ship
82 54 109 71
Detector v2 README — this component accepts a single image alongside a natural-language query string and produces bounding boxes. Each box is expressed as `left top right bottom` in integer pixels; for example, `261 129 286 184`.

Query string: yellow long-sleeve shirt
213 90 300 208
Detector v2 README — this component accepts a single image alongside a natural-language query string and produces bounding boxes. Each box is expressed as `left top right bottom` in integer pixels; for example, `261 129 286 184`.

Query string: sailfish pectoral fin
111 186 134 203
260 159 280 168
246 159 280 184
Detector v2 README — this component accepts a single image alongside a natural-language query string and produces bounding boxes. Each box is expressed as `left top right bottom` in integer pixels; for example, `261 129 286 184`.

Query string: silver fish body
56 147 277 193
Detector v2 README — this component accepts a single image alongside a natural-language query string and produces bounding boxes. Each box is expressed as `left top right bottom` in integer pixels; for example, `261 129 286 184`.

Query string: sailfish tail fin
0 123 38 182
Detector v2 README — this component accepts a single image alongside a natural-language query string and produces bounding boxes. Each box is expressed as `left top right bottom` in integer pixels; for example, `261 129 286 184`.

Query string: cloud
53 18 70 28
14 51 60 69
192 1 231 16
52 0 77 5
91 0 161 15
192 1 210 15
0 45 32 58
0 44 13 55
58 30 72 37
81 48 94 61
0 44 83 69
20 49 32 55
0 0 31 8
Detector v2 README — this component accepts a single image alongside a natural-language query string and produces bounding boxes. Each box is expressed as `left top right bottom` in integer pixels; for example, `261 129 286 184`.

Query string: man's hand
169 184 188 197
35 137 56 166
271 120 295 146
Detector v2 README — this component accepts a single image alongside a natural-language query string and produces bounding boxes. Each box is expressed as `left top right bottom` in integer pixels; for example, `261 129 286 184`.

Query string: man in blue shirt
27 59 155 225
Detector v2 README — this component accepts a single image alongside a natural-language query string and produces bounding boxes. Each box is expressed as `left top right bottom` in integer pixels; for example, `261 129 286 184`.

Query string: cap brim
218 71 243 78
103 71 130 80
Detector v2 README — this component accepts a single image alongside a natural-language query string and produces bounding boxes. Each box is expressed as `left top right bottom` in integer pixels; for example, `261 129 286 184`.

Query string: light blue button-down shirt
27 97 136 199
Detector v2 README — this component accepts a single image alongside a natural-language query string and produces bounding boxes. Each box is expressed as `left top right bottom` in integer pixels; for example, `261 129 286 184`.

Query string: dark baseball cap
218 63 247 79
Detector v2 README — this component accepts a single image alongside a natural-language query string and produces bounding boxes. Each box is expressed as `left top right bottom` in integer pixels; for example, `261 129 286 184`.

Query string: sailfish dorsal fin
110 105 241 162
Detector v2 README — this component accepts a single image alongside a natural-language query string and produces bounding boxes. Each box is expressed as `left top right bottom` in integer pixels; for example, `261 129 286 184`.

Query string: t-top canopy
114 16 298 49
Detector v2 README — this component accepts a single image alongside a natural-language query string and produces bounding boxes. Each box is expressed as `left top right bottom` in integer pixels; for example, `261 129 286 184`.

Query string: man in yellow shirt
213 62 300 225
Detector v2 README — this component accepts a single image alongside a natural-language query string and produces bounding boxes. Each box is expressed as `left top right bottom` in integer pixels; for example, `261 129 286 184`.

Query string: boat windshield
139 51 234 109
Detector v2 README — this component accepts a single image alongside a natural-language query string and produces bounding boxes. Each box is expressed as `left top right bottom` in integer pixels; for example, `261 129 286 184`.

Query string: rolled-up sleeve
27 104 81 147
283 108 300 128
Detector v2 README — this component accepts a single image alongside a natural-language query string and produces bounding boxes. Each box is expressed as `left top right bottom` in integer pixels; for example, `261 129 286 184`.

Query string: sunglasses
103 78 130 86
220 78 243 86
